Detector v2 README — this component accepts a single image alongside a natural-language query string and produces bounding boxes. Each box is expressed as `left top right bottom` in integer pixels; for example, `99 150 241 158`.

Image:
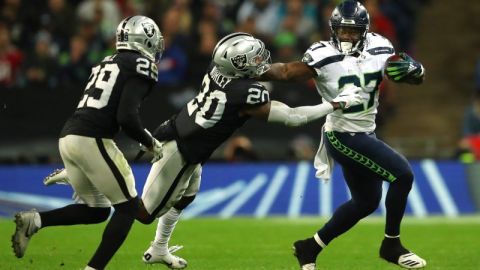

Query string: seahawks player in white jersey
262 1 426 269
43 32 364 269
12 16 164 270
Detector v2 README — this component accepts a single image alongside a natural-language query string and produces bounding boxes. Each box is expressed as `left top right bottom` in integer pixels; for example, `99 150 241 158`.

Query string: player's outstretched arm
243 86 364 127
259 61 316 81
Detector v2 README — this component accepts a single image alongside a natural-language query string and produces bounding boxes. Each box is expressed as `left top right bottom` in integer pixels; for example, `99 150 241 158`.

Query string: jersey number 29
77 63 120 109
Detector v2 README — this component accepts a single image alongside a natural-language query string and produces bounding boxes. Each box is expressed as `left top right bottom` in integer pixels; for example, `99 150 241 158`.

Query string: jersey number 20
187 74 227 128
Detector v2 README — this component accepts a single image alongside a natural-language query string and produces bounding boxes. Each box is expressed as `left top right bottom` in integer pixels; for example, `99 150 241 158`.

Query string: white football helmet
212 32 271 78
116 15 164 62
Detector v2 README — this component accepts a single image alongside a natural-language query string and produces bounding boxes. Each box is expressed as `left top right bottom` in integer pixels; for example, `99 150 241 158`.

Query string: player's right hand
332 86 364 109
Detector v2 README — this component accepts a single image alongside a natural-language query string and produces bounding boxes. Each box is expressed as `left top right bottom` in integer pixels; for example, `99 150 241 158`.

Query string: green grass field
1 216 479 270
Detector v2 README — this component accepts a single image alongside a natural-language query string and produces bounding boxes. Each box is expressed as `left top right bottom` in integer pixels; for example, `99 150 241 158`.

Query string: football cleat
397 253 427 269
380 238 426 269
293 239 318 270
143 244 187 269
43 168 69 186
11 209 40 258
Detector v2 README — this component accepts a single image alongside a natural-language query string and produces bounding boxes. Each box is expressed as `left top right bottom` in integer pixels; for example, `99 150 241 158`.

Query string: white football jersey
302 32 394 133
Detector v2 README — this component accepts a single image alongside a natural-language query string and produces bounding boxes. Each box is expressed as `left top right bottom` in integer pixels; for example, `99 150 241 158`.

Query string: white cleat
43 168 69 186
143 244 187 269
11 209 40 258
398 253 427 269
301 263 316 270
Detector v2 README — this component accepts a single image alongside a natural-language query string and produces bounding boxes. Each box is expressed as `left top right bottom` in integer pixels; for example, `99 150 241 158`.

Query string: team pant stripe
151 164 190 217
95 138 132 200
326 131 397 182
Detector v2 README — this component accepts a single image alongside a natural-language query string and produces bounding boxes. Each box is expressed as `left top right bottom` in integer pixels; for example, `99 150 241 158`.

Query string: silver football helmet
212 33 271 78
116 15 164 62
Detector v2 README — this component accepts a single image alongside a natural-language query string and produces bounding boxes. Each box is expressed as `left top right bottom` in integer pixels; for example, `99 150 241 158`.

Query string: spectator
157 7 188 86
273 31 301 62
277 0 318 41
457 90 480 162
19 30 59 90
40 0 76 53
237 0 281 40
77 0 121 41
223 135 259 162
287 134 316 161
364 0 397 47
0 22 23 89
58 35 91 88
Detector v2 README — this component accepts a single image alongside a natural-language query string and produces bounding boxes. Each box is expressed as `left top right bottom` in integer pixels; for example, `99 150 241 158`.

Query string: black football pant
317 131 414 245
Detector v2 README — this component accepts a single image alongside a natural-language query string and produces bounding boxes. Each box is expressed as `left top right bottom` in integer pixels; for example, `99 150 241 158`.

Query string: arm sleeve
117 76 154 148
152 116 178 141
267 100 335 127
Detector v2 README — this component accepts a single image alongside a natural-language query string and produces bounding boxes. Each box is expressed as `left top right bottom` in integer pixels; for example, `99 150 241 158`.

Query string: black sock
380 237 409 262
385 173 413 236
40 204 110 228
88 197 139 270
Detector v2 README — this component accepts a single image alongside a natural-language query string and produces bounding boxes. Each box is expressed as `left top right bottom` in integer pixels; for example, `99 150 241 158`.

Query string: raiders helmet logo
231 54 247 70
142 22 155 38
302 53 313 64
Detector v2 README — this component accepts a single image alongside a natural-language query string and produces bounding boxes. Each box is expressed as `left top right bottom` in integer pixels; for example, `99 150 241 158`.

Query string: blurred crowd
0 0 428 162
0 0 427 91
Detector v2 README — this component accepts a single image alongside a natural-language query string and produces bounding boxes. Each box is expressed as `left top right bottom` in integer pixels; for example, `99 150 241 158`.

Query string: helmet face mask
212 33 271 78
329 0 370 55
116 16 164 62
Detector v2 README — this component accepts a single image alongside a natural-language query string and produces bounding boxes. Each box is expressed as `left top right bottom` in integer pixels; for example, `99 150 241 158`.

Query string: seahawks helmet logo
142 22 155 38
231 54 247 70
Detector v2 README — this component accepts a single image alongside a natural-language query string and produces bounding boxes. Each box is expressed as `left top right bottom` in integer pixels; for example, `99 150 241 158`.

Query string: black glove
385 52 424 82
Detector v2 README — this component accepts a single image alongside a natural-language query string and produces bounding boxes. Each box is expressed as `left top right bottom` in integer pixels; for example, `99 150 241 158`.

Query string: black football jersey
60 51 158 139
173 66 270 164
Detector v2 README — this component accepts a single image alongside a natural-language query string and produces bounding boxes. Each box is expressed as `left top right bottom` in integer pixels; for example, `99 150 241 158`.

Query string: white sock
153 208 182 255
33 212 42 228
84 266 97 270
385 234 400 238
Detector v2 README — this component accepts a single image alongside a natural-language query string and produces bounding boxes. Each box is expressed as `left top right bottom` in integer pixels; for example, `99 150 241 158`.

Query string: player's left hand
385 52 423 82
140 129 164 163
140 138 163 163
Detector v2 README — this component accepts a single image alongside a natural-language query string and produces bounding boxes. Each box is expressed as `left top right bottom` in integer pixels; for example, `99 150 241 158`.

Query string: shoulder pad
231 79 270 105
302 41 344 69
365 33 395 55
118 52 158 82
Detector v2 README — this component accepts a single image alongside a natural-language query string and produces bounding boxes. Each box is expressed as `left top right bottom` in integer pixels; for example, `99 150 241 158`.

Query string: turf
1 216 479 270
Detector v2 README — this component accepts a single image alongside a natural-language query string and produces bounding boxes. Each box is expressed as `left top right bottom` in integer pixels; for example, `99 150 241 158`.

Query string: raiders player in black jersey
11 16 164 270
135 33 364 268
40 32 363 268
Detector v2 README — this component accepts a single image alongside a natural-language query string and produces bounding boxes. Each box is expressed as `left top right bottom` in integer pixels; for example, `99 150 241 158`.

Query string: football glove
385 52 424 82
332 86 364 109
140 129 163 163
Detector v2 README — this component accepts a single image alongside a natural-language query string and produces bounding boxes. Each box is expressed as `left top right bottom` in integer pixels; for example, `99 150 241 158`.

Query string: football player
260 1 426 270
43 32 364 269
11 16 164 270
137 32 365 269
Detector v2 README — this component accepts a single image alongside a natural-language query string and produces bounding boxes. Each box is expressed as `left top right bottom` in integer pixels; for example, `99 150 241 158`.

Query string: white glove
332 86 364 109
140 138 163 163
140 129 163 163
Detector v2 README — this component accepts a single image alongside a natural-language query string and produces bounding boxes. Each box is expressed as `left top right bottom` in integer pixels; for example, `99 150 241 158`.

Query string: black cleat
380 238 426 269
292 238 321 270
